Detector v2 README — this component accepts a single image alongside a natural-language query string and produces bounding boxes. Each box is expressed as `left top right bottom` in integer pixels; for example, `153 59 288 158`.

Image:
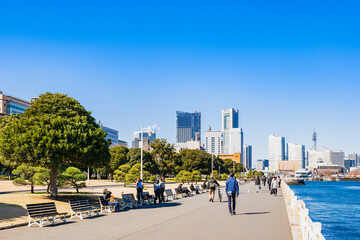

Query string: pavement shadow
120 202 182 212
239 211 270 215
44 221 77 228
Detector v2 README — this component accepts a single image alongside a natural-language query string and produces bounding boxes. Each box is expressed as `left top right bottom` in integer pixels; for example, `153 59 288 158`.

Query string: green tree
114 164 131 186
0 93 111 197
12 164 39 193
222 159 235 173
108 146 129 177
221 173 228 180
127 148 158 174
150 139 176 176
180 171 192 184
180 149 211 174
192 170 202 184
212 170 220 180
175 170 187 183
60 167 86 193
34 167 51 194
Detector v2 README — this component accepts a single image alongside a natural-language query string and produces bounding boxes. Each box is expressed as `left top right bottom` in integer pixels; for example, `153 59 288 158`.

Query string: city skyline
1 1 360 162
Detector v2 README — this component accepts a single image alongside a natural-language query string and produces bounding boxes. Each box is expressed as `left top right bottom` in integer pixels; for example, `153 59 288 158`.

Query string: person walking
154 180 162 203
270 177 278 196
255 176 261 193
225 172 239 215
208 175 220 202
160 178 165 203
267 176 273 190
277 176 282 188
262 175 267 186
136 178 144 204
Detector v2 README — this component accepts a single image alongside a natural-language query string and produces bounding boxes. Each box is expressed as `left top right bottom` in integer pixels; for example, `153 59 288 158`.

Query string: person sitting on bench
190 184 199 194
103 188 121 212
178 183 191 197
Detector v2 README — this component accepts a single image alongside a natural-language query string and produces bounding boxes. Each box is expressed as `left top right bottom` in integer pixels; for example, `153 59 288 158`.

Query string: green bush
0 175 9 180
149 175 156 181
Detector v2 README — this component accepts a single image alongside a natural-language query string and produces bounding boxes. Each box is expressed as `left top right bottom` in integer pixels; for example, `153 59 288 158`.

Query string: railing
282 181 326 240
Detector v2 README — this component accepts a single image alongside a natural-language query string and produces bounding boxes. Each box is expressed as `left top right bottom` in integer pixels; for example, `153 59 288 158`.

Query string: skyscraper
268 134 285 171
243 145 252 170
348 153 358 166
222 108 242 154
176 111 201 143
132 130 156 151
205 126 223 155
288 143 306 168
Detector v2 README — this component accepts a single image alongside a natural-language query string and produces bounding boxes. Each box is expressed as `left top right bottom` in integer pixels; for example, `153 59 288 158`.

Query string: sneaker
232 211 236 215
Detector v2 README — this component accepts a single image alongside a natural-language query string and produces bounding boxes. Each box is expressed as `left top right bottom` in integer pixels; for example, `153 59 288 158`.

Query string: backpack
209 180 216 188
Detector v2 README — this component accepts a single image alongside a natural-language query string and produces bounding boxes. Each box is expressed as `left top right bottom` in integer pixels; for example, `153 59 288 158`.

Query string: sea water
290 181 360 240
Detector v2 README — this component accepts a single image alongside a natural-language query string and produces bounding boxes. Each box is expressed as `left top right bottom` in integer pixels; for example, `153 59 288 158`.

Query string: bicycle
218 186 222 202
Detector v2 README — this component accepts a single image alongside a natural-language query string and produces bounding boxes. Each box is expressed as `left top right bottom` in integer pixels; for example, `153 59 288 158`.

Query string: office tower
176 111 201 143
268 134 285 171
96 120 119 147
205 126 223 155
243 145 252 170
288 143 306 168
348 153 358 166
132 130 156 151
222 108 241 154
308 149 344 168
257 159 269 170
0 91 31 116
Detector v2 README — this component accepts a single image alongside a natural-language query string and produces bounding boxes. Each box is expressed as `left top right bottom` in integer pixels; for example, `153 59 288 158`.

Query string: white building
221 108 242 154
308 149 344 168
348 153 358 166
174 140 201 153
268 134 285 172
288 143 305 168
205 127 223 155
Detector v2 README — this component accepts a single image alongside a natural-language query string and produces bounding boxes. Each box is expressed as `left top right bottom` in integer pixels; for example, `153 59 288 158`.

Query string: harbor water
290 181 360 240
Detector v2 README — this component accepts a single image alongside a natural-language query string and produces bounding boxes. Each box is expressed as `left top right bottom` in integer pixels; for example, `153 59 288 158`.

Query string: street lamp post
211 152 214 176
140 124 143 180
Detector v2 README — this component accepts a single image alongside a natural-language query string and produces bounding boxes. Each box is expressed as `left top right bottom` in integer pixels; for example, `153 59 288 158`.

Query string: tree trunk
49 167 58 198
76 187 79 193
47 184 50 194
31 185 34 193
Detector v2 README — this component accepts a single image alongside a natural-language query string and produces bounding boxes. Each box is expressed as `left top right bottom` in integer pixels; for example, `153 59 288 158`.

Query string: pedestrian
226 172 239 215
160 178 165 203
277 176 282 188
267 176 272 190
270 177 278 196
103 188 120 212
136 178 143 203
208 175 220 202
255 176 261 193
262 175 267 186
154 180 162 203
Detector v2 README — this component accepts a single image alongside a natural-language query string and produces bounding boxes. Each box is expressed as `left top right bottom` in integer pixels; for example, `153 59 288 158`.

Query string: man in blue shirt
225 172 239 215
136 178 144 203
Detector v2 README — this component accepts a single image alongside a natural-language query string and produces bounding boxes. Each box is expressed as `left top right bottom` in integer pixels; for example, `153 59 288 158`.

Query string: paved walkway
0 183 292 240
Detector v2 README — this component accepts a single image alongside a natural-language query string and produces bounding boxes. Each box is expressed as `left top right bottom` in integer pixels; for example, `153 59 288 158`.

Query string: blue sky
1 1 360 165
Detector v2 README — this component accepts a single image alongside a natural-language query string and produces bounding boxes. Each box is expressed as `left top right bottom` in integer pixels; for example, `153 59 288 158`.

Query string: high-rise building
348 153 358 166
257 159 269 170
132 130 156 151
222 108 242 154
97 120 119 147
176 111 201 143
204 126 223 155
243 145 252 169
0 91 31 116
308 149 344 168
268 134 285 171
288 143 306 168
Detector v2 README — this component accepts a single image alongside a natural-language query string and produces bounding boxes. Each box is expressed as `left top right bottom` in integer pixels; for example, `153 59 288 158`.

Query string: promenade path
0 183 292 240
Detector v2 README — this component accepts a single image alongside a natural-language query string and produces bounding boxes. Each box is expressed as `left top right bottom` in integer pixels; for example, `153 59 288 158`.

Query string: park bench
174 188 187 198
201 184 208 192
98 196 125 213
26 202 67 227
164 189 176 201
142 192 154 205
195 185 203 193
69 199 100 219
183 187 193 196
122 193 138 208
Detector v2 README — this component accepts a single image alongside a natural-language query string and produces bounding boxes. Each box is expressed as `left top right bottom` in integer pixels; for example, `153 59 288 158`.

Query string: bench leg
28 216 43 227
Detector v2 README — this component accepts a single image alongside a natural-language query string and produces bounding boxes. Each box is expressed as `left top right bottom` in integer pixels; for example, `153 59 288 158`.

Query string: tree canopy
0 92 111 197
180 149 211 174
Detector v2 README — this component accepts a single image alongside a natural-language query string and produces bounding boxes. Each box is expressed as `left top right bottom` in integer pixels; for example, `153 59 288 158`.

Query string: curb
0 222 27 231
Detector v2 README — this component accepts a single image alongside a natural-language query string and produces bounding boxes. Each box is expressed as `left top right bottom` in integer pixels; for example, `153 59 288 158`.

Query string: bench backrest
142 192 152 199
165 189 173 196
183 187 188 191
69 199 90 211
26 202 58 217
98 196 108 206
195 185 200 190
122 193 136 203
174 188 180 194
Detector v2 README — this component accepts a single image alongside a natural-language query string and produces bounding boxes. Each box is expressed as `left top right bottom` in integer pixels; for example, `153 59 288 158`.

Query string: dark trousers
227 193 236 214
268 183 271 190
160 188 165 202
154 189 162 203
137 189 143 202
